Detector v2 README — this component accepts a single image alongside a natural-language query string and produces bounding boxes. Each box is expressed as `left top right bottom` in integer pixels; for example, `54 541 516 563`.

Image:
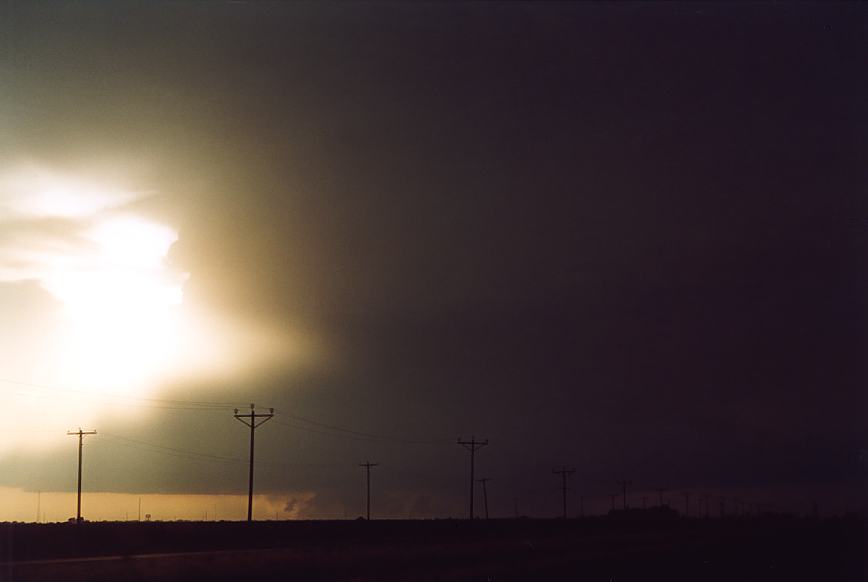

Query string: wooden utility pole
616 479 632 510
359 461 379 520
553 466 575 518
67 429 96 523
457 436 488 519
477 478 492 519
233 404 274 522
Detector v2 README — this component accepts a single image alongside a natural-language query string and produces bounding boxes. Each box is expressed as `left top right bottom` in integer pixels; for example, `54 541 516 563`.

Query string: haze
0 2 863 521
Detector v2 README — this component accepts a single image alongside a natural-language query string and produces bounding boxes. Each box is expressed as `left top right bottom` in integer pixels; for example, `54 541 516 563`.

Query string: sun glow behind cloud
0 165 191 398
0 165 141 219
0 163 304 452
45 215 187 396
0 168 188 432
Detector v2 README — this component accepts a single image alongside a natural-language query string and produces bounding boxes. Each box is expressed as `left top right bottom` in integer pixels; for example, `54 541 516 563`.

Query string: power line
280 412 403 440
100 433 249 465
99 432 340 483
0 377 453 447
274 412 452 445
273 418 405 444
0 377 245 409
6 387 233 413
272 417 452 447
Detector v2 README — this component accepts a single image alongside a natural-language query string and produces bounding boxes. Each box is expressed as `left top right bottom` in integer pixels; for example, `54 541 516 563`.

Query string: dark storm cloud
0 2 864 516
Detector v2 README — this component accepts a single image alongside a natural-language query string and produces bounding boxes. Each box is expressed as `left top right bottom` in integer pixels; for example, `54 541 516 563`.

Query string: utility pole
67 429 96 523
234 404 274 522
359 461 379 520
477 478 492 519
552 466 575 518
610 493 617 512
616 480 632 510
682 491 691 517
457 436 488 519
138 497 142 521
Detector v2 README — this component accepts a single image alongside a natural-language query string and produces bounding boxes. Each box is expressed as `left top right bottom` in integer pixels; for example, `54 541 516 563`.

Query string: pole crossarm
233 407 275 428
67 430 98 438
457 437 489 453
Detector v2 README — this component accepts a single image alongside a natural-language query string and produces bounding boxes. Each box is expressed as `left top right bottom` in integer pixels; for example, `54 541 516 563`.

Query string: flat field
0 516 863 581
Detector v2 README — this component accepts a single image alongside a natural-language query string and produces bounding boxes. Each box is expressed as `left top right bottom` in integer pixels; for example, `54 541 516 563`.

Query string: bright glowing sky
0 164 301 453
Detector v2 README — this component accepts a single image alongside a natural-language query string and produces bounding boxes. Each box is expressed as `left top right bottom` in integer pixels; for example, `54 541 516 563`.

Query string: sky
0 2 864 521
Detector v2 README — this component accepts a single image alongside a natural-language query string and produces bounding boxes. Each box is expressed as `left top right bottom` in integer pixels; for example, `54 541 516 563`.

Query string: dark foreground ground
0 516 863 581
